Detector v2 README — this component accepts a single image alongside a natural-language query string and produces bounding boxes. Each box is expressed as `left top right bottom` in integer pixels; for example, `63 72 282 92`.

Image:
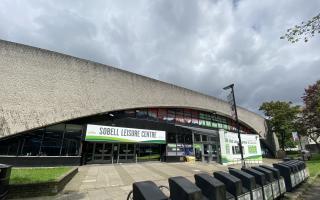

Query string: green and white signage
85 124 166 144
219 130 262 165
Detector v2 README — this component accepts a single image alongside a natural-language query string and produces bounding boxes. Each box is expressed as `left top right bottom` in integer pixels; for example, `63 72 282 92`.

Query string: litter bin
285 160 306 182
168 176 202 200
273 163 294 191
260 165 286 195
194 173 229 200
132 181 168 200
0 164 12 200
242 167 273 200
279 162 299 187
214 171 251 200
252 166 279 199
229 168 263 200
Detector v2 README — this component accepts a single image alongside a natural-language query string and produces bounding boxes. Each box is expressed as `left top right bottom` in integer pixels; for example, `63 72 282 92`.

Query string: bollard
273 163 294 192
260 165 286 195
213 171 251 200
279 162 298 187
242 168 273 200
252 166 279 199
229 168 264 200
132 181 168 200
168 176 202 200
194 173 228 200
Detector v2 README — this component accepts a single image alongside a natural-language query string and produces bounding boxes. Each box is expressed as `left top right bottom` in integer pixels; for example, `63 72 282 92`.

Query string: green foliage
296 80 320 148
280 13 320 43
259 101 300 150
9 167 71 185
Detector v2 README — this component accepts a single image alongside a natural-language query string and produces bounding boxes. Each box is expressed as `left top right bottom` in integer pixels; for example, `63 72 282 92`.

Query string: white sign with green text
85 124 166 144
219 129 262 165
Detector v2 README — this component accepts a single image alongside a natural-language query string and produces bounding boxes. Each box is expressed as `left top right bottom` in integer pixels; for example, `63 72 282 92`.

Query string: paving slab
11 159 280 200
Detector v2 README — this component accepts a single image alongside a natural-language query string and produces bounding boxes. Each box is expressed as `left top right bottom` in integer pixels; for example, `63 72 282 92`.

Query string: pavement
13 159 278 200
300 177 320 200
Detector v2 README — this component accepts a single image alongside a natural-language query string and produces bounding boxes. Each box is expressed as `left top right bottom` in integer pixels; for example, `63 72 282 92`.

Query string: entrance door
90 143 113 164
117 143 136 163
89 143 136 164
203 144 217 162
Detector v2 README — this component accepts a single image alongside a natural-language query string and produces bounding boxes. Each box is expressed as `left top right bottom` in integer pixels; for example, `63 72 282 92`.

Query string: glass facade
0 107 256 164
0 124 83 156
124 108 253 134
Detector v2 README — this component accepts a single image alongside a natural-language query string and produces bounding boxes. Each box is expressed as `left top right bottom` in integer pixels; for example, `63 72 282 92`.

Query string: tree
259 101 300 151
296 80 320 152
280 13 320 43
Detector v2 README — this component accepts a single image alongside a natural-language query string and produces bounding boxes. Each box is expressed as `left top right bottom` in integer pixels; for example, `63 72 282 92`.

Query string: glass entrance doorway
203 143 219 162
86 143 136 164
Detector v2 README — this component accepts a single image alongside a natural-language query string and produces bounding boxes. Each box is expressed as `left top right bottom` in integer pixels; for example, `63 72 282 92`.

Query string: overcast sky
0 0 319 114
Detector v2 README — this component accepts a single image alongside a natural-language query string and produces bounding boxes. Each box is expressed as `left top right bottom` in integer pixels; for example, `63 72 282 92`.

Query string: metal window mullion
16 139 21 156
39 128 45 155
59 124 66 156
20 138 26 155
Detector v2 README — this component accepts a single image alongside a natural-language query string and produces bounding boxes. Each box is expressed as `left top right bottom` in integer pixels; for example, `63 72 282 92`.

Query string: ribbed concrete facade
0 40 268 138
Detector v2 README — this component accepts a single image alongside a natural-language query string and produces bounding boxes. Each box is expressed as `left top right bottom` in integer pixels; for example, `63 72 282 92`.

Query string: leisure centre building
0 40 277 166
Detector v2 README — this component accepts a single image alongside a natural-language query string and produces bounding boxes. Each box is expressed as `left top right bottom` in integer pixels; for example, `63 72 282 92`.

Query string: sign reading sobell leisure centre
85 124 166 144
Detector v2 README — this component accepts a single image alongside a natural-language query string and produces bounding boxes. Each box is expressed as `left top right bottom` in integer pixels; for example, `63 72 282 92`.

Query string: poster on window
219 130 262 165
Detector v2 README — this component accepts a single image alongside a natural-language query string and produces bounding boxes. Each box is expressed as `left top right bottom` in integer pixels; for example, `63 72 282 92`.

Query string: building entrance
86 143 136 164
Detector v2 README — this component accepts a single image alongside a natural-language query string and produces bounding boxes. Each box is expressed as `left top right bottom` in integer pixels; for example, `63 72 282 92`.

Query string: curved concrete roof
0 40 267 138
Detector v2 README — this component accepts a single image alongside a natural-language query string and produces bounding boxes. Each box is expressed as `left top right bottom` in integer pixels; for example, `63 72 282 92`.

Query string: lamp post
223 84 246 168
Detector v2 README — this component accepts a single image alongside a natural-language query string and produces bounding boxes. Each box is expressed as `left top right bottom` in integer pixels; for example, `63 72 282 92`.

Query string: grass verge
306 154 320 177
10 167 71 185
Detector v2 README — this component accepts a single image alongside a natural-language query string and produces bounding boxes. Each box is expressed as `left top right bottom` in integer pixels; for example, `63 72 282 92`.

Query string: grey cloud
0 0 319 114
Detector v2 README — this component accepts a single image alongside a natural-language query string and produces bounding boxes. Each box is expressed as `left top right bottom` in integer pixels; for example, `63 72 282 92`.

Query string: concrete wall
0 40 267 138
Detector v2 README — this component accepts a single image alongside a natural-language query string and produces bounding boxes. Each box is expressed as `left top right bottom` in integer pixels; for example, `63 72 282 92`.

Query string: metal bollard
229 168 264 200
213 171 250 200
194 173 227 200
260 165 286 195
132 181 168 200
242 168 273 200
168 176 202 200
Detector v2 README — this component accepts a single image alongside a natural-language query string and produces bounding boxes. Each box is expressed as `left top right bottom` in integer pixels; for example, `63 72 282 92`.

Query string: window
20 129 44 156
194 134 201 142
40 124 64 156
232 146 244 155
167 143 177 156
0 137 21 156
148 108 158 120
183 109 192 124
136 109 148 119
175 109 184 124
124 110 136 118
191 110 199 125
158 108 167 122
167 109 175 123
202 135 208 142
61 124 82 156
199 113 206 126
167 132 176 143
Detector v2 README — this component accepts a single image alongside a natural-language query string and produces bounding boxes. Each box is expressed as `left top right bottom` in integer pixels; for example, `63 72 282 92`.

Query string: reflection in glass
40 124 64 156
61 124 82 156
